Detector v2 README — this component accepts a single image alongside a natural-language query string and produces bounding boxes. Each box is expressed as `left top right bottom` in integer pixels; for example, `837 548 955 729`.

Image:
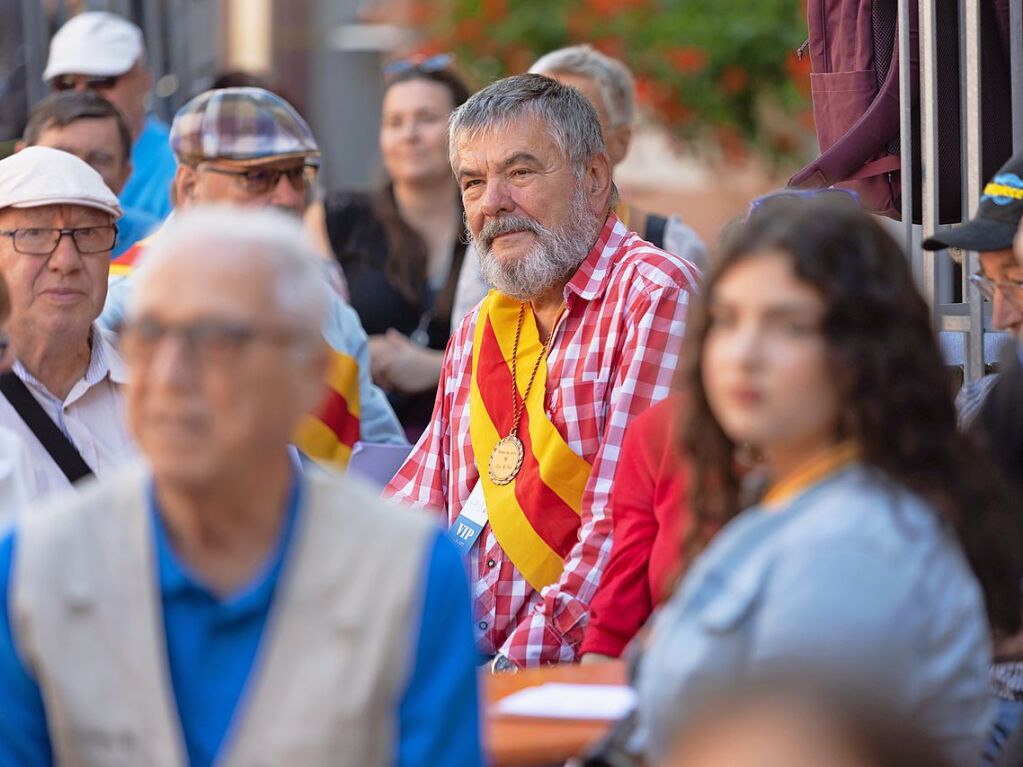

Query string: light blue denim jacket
635 464 992 766
100 264 407 448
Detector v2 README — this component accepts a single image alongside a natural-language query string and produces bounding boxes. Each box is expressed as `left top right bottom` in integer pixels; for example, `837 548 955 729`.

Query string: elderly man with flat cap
43 11 176 221
103 87 406 470
0 207 482 767
0 146 136 502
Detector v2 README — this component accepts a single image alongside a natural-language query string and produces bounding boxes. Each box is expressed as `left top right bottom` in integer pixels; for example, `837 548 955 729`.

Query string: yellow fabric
291 349 361 471
762 440 860 508
469 291 592 590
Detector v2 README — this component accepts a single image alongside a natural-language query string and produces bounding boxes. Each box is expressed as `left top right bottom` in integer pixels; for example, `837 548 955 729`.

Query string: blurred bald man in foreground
0 208 482 767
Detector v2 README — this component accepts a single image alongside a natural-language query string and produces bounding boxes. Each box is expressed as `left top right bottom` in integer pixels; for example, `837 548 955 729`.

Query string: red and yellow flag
109 235 154 277
111 236 362 469
293 351 361 470
469 292 593 590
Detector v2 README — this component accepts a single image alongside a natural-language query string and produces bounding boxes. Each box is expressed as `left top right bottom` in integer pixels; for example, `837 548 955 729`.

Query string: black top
325 189 461 348
324 188 465 437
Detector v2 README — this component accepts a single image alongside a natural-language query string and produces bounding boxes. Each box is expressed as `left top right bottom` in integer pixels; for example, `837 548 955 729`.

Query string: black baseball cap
923 148 1023 252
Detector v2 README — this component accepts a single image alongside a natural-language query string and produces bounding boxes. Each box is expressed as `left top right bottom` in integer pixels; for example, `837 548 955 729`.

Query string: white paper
495 683 637 720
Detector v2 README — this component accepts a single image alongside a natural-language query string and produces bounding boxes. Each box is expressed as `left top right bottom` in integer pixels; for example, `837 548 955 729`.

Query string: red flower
785 51 812 96
719 65 749 94
668 46 707 74
584 0 618 18
593 37 626 60
483 0 507 19
453 18 484 44
716 125 748 162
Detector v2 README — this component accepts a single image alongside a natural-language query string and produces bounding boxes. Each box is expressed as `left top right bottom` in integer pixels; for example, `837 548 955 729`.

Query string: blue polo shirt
0 475 482 767
120 115 177 221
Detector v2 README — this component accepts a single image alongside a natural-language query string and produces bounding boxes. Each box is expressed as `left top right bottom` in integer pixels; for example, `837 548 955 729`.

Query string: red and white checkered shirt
386 213 700 667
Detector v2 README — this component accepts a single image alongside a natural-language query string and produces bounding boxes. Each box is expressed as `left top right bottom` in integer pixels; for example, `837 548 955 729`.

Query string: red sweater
580 394 687 658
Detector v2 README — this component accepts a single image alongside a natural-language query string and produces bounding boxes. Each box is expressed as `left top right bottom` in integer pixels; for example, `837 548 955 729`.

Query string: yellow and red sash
111 236 362 469
469 291 593 591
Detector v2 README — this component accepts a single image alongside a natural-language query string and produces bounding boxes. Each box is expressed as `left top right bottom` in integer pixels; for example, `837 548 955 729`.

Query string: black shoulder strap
0 372 94 483
644 214 668 249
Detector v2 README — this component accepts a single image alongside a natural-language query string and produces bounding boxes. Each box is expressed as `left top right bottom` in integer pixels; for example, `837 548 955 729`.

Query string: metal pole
19 0 49 108
898 0 915 268
919 0 940 308
1012 0 1023 152
960 0 984 381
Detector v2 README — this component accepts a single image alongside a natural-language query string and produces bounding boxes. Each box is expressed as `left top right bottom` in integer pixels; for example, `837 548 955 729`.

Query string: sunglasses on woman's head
746 188 860 220
383 54 454 78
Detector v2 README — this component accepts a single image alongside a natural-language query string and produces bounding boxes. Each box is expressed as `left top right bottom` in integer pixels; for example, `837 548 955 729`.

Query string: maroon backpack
788 0 1014 224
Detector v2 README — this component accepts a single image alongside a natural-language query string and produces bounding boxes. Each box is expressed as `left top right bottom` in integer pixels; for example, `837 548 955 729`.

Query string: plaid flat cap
170 87 320 166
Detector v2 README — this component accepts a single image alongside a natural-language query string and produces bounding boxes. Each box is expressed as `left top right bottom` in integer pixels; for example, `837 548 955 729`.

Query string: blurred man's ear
13 141 26 153
295 339 330 416
113 160 133 195
174 165 197 208
605 124 632 167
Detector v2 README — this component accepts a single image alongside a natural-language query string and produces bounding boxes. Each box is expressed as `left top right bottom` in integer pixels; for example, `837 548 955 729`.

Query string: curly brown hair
681 197 1023 636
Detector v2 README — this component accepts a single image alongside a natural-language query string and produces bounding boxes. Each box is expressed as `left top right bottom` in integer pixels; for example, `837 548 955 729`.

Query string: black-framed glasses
0 225 118 256
968 273 1023 308
121 317 298 365
196 162 317 195
383 53 454 77
52 74 120 92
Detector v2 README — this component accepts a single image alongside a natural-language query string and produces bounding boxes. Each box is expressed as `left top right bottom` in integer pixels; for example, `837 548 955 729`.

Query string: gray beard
472 188 599 301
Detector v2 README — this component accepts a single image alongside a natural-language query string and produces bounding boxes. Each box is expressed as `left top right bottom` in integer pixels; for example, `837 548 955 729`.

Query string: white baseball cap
0 147 123 220
42 12 145 82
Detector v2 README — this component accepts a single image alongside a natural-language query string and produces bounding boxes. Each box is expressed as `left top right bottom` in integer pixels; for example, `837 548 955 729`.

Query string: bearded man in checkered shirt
386 74 700 670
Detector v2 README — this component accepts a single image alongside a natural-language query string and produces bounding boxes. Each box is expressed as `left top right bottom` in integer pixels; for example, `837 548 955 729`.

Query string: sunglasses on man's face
196 162 317 195
52 74 120 92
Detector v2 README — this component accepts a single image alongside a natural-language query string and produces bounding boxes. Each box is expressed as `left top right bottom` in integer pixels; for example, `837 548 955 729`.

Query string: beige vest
12 465 435 767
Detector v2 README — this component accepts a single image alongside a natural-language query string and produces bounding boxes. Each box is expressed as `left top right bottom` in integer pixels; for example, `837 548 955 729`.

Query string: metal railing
905 0 1022 382
11 0 221 130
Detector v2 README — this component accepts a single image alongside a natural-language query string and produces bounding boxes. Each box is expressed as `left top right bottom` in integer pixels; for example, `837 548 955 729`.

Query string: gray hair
530 45 637 129
448 73 606 171
131 206 328 339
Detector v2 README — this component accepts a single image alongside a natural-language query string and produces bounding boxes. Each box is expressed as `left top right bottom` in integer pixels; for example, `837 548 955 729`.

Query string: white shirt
0 326 137 503
0 426 30 528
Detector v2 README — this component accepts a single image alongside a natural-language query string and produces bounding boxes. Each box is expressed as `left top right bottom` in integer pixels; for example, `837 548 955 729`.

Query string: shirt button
487 559 496 568
478 620 488 630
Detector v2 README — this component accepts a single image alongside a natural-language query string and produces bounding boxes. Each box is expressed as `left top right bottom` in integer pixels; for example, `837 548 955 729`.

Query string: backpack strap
0 373 94 483
788 24 904 189
644 214 668 248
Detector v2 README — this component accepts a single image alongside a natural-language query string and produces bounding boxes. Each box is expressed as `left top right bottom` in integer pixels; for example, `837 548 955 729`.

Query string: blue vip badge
448 514 484 554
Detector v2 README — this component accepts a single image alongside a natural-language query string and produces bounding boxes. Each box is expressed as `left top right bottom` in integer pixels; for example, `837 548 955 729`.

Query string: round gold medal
489 435 525 485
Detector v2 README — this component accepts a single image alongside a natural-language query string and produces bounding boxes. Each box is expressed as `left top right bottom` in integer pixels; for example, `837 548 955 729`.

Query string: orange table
485 661 628 767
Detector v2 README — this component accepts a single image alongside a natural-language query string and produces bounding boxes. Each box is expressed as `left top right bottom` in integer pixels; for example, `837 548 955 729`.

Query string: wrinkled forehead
451 114 565 170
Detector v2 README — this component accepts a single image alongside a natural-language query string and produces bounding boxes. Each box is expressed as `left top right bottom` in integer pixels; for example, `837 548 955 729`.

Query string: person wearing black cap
923 150 1023 424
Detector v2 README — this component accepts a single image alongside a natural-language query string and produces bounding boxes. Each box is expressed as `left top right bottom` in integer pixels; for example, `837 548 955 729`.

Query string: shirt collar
13 324 128 398
564 212 629 303
149 468 304 611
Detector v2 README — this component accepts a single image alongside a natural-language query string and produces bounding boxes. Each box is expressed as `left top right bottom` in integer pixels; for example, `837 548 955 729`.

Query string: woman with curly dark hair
633 198 1023 767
